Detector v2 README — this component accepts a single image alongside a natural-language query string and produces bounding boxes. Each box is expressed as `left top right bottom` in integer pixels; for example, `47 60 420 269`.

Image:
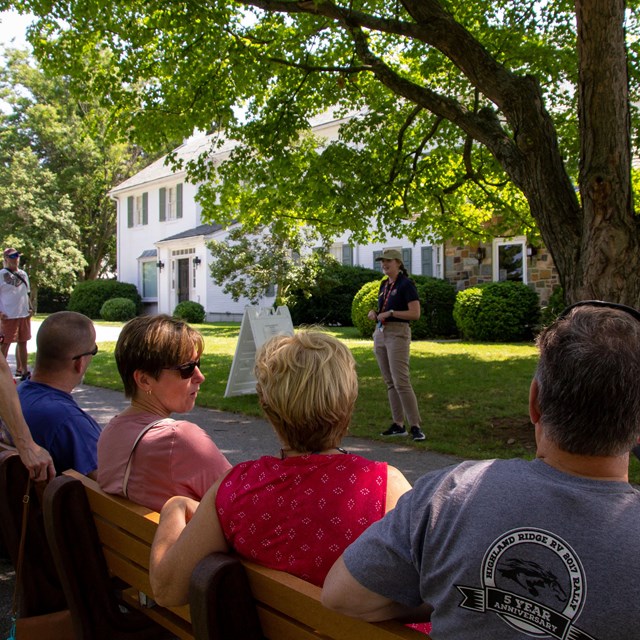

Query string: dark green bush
100 297 137 322
68 280 142 319
173 301 206 324
540 286 565 327
36 287 70 313
412 276 458 339
453 281 540 341
351 280 380 337
288 264 381 326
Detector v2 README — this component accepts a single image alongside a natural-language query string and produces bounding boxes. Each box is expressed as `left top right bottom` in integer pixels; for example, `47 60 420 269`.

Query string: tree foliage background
3 0 640 304
0 145 83 307
0 46 154 288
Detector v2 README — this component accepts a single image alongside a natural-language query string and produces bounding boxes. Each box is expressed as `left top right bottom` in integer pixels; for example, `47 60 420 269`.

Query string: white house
109 113 447 321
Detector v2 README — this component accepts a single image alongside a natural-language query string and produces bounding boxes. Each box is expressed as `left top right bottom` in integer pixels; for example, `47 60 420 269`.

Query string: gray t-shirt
344 458 640 639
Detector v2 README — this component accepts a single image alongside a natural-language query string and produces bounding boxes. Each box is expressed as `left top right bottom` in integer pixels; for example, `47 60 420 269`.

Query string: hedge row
57 273 554 343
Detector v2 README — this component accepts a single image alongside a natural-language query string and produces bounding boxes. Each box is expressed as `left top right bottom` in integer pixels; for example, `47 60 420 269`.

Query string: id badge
377 321 384 332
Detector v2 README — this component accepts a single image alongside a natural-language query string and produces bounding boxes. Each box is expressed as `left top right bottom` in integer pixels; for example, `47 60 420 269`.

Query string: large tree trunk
571 0 640 305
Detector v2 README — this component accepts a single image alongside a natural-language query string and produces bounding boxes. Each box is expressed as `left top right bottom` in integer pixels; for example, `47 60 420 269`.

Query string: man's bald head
35 311 96 373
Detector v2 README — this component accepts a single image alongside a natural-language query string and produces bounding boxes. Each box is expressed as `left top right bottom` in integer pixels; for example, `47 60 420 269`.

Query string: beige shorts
0 316 31 345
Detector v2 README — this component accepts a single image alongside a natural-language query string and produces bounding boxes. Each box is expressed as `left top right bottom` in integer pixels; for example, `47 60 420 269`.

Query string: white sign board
224 306 295 397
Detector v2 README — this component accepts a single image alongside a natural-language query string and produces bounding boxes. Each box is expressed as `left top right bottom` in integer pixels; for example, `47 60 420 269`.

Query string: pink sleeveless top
216 453 387 586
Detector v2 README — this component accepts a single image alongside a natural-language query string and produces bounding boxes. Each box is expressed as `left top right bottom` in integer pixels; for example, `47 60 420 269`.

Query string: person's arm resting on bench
150 476 229 607
322 556 430 622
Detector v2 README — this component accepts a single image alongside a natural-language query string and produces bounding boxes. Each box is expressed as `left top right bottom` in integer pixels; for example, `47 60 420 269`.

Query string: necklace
280 447 348 459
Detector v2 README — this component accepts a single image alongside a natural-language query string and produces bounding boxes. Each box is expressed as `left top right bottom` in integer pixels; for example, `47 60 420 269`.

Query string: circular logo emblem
458 527 588 638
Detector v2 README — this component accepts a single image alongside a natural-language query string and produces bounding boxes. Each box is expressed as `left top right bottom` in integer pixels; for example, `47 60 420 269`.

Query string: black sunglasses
72 345 98 360
558 300 640 323
164 358 201 379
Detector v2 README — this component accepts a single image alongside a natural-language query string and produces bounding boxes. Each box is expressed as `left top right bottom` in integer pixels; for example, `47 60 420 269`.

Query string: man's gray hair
535 305 640 456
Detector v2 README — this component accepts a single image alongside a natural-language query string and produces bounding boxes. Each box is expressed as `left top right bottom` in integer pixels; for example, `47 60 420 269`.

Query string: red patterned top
215 453 388 586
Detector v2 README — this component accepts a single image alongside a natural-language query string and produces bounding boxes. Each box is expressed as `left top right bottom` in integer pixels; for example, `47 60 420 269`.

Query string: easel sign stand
224 306 294 397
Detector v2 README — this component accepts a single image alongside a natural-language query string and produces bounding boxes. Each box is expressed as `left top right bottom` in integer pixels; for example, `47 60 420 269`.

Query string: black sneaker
381 423 408 437
410 426 426 441
20 371 31 381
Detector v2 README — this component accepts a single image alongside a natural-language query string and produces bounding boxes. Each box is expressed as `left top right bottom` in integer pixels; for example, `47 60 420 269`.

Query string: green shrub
540 286 565 327
287 264 381 326
351 280 381 337
453 281 540 341
173 301 206 324
36 286 70 313
68 280 142 319
412 277 458 339
100 297 137 322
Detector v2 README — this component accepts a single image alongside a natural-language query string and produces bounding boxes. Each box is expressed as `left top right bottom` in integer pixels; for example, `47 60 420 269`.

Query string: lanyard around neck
380 277 397 312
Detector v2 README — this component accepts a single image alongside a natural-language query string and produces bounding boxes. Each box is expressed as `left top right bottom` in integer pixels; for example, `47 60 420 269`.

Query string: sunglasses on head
164 358 201 379
557 300 640 323
71 345 98 360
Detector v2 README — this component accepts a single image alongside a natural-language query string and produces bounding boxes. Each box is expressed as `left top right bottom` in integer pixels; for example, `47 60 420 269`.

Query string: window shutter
421 246 433 277
402 248 412 271
127 196 134 228
342 245 353 266
373 250 382 272
176 183 183 219
159 188 166 222
142 192 148 225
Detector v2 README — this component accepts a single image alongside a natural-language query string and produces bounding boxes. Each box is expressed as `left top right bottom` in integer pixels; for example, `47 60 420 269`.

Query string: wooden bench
43 471 429 640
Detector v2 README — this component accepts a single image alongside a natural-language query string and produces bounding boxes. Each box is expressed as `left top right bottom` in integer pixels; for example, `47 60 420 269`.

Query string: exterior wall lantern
475 246 486 265
193 256 202 268
526 245 538 258
157 260 165 271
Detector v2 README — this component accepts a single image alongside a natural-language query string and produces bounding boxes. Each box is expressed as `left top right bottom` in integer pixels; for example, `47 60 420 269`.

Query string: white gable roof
110 133 237 194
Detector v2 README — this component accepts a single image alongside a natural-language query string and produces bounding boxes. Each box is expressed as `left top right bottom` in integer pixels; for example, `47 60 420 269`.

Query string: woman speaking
367 249 425 441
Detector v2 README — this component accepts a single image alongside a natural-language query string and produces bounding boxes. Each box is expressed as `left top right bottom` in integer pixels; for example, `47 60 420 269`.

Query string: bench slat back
243 561 427 640
62 470 193 633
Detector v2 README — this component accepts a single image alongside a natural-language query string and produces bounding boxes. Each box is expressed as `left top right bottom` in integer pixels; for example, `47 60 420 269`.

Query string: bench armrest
190 552 263 640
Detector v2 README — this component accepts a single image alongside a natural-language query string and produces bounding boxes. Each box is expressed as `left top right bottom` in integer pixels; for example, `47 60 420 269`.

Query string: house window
141 261 157 299
167 187 177 219
373 250 383 272
329 243 353 266
434 246 443 278
159 184 183 222
421 246 433 277
134 191 149 225
493 237 526 283
127 193 148 227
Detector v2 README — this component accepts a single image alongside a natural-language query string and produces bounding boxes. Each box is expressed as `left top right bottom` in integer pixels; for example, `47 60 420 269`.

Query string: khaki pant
373 322 421 427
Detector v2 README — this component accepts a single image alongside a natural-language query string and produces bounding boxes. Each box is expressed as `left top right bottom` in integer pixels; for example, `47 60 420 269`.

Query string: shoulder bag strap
122 418 175 498
11 478 31 621
10 270 30 294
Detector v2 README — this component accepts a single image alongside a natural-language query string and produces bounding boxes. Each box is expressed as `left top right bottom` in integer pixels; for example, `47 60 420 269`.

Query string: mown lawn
84 322 640 484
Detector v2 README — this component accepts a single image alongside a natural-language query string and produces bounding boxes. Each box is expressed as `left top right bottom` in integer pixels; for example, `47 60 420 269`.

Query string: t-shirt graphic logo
2 271 19 287
456 527 594 639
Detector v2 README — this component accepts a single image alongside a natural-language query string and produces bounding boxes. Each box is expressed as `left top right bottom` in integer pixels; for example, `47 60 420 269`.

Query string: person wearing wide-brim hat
367 249 425 441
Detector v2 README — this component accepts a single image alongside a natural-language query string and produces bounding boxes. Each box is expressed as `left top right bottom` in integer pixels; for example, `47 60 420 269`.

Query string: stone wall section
444 243 561 305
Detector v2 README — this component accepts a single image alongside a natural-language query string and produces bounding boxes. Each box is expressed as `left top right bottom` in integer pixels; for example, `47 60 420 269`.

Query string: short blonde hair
254 331 358 452
116 314 204 398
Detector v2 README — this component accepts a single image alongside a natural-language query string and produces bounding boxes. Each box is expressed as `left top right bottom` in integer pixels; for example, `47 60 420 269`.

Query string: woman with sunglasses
97 314 231 511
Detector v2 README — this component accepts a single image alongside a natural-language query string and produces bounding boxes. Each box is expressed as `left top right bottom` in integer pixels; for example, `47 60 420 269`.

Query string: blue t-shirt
18 380 101 475
377 273 419 323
